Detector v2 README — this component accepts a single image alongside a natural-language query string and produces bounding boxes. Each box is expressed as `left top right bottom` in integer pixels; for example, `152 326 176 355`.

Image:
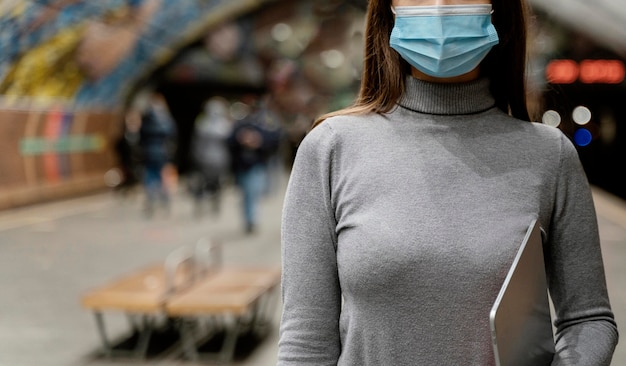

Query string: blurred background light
542 110 562 127
320 49 345 69
103 168 122 188
574 128 593 146
271 23 292 43
545 59 579 84
230 101 250 120
572 105 592 125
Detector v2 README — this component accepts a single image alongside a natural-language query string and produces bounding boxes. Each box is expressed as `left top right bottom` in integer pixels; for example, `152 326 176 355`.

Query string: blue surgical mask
390 4 499 78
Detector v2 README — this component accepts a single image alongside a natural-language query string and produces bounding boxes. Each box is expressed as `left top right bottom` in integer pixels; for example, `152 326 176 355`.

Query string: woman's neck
410 66 481 84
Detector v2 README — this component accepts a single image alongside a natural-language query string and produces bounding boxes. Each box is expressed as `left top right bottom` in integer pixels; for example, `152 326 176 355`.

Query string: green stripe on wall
20 135 106 155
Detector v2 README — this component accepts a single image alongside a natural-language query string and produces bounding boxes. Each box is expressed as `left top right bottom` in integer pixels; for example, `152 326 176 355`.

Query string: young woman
278 0 619 364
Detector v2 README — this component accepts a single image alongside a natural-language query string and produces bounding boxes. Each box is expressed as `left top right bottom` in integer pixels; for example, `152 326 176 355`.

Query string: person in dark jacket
138 91 177 217
228 96 281 233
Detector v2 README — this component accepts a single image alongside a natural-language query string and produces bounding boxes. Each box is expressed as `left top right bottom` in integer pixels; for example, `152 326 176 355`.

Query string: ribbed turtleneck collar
397 76 496 115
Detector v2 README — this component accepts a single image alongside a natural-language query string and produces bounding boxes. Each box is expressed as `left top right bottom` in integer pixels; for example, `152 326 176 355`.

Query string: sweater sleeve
278 123 342 365
547 134 619 365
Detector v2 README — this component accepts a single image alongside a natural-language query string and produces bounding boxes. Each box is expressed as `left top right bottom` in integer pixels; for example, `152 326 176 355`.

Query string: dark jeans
143 162 169 214
236 164 267 231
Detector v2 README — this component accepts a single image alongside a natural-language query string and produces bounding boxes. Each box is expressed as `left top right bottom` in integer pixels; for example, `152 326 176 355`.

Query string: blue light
573 128 593 147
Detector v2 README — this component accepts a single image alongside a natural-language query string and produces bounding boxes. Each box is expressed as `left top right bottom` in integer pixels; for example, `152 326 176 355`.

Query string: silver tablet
489 219 555 366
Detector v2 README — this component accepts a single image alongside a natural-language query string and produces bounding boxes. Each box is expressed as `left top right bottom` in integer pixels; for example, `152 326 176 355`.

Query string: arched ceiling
3 0 357 109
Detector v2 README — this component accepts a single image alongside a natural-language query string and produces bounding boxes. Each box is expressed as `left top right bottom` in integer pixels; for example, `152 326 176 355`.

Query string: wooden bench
166 266 281 362
80 245 196 358
80 238 281 362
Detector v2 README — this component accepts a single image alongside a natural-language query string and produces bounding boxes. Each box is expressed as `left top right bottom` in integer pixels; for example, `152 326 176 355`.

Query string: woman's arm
278 124 342 365
547 134 619 365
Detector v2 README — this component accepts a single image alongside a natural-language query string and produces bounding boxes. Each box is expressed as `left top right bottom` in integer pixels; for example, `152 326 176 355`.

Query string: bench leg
176 316 241 363
219 317 243 363
251 287 279 335
134 315 155 358
93 312 156 359
178 318 200 362
94 312 113 357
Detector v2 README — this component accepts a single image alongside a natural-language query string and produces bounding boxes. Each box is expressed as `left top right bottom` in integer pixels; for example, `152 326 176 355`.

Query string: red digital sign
545 59 625 84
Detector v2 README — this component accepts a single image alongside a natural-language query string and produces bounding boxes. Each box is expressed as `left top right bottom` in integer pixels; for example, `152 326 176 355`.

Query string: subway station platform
0 175 625 365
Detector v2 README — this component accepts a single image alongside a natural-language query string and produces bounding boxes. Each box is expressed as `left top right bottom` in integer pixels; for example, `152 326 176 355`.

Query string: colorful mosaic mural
0 0 265 109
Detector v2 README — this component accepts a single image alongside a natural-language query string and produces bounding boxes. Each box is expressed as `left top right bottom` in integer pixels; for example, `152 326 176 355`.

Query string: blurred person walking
112 107 142 196
138 91 177 218
278 0 618 365
188 96 233 216
228 95 281 234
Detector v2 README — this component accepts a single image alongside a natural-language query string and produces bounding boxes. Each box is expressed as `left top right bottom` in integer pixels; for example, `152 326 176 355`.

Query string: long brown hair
313 0 531 127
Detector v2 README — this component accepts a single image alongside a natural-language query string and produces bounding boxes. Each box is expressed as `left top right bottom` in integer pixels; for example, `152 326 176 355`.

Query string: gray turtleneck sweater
278 77 618 365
